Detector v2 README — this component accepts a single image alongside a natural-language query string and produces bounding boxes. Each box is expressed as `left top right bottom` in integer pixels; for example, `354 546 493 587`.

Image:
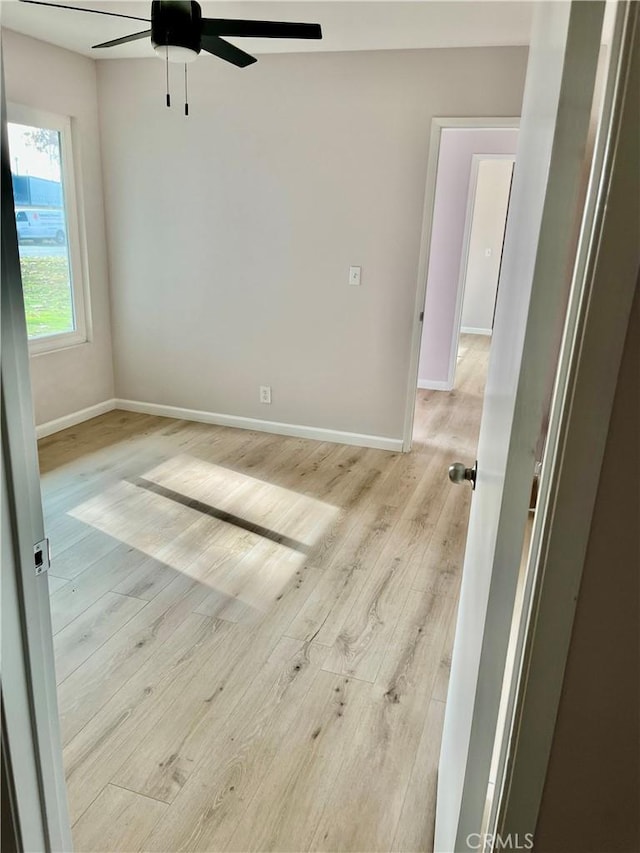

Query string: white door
1 71 72 851
435 2 607 850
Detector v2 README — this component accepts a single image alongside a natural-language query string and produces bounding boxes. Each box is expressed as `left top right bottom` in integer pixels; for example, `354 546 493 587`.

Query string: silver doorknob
449 460 477 489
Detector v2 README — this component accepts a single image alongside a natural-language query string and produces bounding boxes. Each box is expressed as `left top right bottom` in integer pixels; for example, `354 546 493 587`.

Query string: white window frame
8 102 88 354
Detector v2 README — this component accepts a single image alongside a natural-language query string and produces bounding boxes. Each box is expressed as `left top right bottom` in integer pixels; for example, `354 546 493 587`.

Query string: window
7 104 87 352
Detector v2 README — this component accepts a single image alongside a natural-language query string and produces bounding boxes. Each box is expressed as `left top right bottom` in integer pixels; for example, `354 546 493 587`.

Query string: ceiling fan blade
92 29 151 49
19 0 149 22
200 35 257 68
202 19 322 40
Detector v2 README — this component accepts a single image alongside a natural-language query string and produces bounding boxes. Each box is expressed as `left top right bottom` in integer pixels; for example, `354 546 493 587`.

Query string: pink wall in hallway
418 127 519 386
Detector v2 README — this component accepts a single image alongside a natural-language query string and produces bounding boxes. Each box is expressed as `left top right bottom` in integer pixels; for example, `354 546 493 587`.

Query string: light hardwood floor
39 335 490 853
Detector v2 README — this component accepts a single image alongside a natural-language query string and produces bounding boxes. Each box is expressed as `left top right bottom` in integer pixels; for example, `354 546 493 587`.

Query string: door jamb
402 117 520 452
1 57 73 852
494 1 638 839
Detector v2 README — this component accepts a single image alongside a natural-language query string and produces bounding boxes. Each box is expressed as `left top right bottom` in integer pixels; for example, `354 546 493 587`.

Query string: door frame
494 1 638 840
402 117 519 452
436 1 611 847
1 57 73 852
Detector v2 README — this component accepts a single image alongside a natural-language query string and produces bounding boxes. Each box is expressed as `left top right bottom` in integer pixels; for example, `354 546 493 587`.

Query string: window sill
29 333 89 357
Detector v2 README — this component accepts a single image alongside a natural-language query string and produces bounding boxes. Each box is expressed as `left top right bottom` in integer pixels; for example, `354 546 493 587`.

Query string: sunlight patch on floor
67 455 339 617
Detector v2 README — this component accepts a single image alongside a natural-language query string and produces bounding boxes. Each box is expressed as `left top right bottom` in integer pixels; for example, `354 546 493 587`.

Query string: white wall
2 29 114 427
461 157 514 334
418 128 519 388
97 46 527 442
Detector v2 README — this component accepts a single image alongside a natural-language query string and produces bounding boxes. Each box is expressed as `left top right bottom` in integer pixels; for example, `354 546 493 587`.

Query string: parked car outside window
15 207 66 244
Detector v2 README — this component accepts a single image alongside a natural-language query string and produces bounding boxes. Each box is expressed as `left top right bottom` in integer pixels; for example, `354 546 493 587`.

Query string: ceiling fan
19 0 323 113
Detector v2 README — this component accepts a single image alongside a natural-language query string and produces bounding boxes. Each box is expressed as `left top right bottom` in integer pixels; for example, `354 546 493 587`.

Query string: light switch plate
349 266 361 286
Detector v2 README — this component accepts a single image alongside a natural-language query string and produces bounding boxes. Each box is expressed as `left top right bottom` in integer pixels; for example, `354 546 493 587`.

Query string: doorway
441 153 515 410
453 155 514 384
405 121 518 451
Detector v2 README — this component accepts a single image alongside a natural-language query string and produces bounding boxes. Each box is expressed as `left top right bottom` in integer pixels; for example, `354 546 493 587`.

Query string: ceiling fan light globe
154 44 199 63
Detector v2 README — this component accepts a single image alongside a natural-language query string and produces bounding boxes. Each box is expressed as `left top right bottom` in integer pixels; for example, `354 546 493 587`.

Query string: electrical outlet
260 385 272 404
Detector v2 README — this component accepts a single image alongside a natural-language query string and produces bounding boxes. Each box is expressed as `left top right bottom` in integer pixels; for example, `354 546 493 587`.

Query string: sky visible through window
9 121 75 339
8 122 61 181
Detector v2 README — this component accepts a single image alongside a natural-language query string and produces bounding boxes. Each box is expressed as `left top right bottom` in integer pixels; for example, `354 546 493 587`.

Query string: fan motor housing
151 0 202 55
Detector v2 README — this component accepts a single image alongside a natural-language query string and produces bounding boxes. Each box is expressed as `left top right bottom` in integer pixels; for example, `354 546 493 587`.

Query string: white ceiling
0 1 534 60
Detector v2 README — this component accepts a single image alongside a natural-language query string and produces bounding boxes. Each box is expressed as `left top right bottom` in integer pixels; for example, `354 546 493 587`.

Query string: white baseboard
114 398 403 452
36 399 116 439
417 379 453 391
461 326 493 336
35 396 403 451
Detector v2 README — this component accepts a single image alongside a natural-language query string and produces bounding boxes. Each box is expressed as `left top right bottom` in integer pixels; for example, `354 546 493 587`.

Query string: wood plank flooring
39 334 490 852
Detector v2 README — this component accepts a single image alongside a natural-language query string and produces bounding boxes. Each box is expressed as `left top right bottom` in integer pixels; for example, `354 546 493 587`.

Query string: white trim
417 379 453 391
460 326 493 336
496 1 637 839
7 102 88 354
1 91 73 849
436 2 608 845
402 117 519 453
114 398 403 452
35 399 116 439
33 397 403 450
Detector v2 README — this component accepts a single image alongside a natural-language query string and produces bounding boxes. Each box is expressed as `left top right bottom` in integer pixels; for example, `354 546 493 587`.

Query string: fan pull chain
184 63 189 116
165 46 171 108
